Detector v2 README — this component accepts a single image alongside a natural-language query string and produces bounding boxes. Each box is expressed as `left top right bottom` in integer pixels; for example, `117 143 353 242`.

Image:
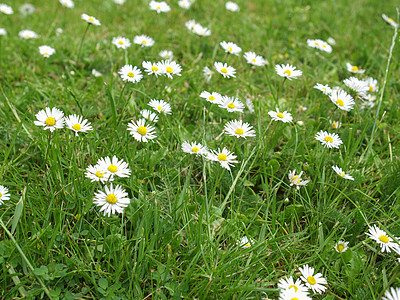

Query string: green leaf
267 159 280 174
11 187 26 234
98 278 108 290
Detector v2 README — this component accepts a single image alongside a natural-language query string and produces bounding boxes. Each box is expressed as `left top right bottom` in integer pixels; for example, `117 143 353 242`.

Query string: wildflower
288 170 310 189
214 62 236 78
133 34 155 47
203 66 213 82
225 1 239 12
343 77 369 96
366 225 400 253
127 119 157 142
306 39 332 53
299 264 327 294
59 0 74 8
93 184 130 217
92 69 102 77
298 105 307 112
140 109 159 122
81 13 101 26
243 51 268 66
148 99 172 114
159 60 182 79
182 141 208 156
85 164 113 183
149 0 170 13
112 36 131 49
0 3 13 14
159 50 173 59
332 165 354 180
19 29 38 39
364 77 379 93
0 185 11 205
268 108 293 123
245 98 254 113
119 65 143 83
329 120 341 129
275 64 302 80
113 0 125 4
65 114 93 136
219 96 245 112
361 99 376 109
142 61 162 77
382 287 400 300
279 288 311 300
55 28 63 36
314 83 332 95
192 23 211 36
327 37 336 45
0 28 6 35
178 0 192 9
19 3 35 15
382 14 398 28
278 276 309 294
200 91 223 104
185 19 197 31
38 45 55 58
220 41 242 55
207 147 238 171
224 119 256 139
334 240 349 253
346 62 365 74
34 107 65 132
97 156 131 178
329 89 355 111
237 236 254 248
315 131 343 149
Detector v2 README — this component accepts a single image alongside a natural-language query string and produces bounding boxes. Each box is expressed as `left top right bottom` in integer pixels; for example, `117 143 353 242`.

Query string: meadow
1 0 400 299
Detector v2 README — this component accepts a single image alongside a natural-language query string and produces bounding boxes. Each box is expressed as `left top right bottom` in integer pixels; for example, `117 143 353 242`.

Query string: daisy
214 62 236 78
113 0 126 4
364 77 379 93
299 264 327 294
315 131 343 149
327 37 336 45
332 165 354 180
93 184 130 217
0 3 13 14
200 91 223 104
366 225 399 253
34 107 65 132
181 141 208 156
245 98 255 113
268 108 293 123
329 89 355 111
38 45 56 58
159 50 173 59
59 0 74 8
237 236 254 248
81 14 101 26
192 23 211 36
224 119 256 139
306 39 332 53
203 66 213 82
159 60 182 79
278 276 309 294
207 147 238 171
314 83 332 95
85 164 113 183
55 28 63 36
343 77 369 95
382 287 400 300
65 114 93 136
127 119 157 143
0 185 11 205
382 14 398 28
243 51 268 66
0 28 6 35
275 64 302 80
219 96 245 112
279 288 311 300
142 61 162 77
19 30 38 39
140 109 159 122
119 65 143 83
112 36 131 49
148 99 172 114
361 99 376 109
225 1 239 12
362 93 377 102
329 120 342 129
19 3 35 16
92 69 102 77
288 170 310 189
149 0 170 13
220 41 242 55
97 156 131 178
346 62 365 74
178 0 192 9
185 19 197 31
334 240 349 253
134 35 155 47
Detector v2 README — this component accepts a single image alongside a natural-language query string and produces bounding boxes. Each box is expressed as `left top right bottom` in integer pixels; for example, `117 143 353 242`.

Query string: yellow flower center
277 112 284 118
351 65 359 71
0 192 2 197
307 276 316 285
151 66 159 71
292 175 298 181
244 243 251 247
369 85 373 92
127 72 135 78
26 34 30 38
44 52 48 56
157 105 162 111
235 128 244 135
166 67 173 73
157 6 160 9
95 171 104 178
388 17 394 22
72 123 81 131
141 40 147 45
315 42 319 46
137 126 147 136
322 44 326 48
88 17 94 22
332 122 337 128
324 136 333 143
221 68 228 74
336 99 344 107
252 58 256 62
118 40 124 45
337 244 345 252
227 103 235 109
45 117 56 126
291 298 299 300
108 165 118 173
284 70 291 76
192 146 199 152
209 96 215 101
106 194 117 204
218 154 227 161
340 172 345 177
228 47 232 52
289 285 298 292
379 235 389 243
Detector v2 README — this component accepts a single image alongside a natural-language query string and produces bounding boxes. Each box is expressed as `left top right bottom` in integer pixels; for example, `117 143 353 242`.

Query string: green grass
1 0 400 299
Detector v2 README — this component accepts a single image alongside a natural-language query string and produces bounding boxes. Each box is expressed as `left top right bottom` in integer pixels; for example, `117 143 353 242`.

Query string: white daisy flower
34 107 65 132
225 1 239 12
59 0 74 8
192 23 211 36
288 170 310 189
343 77 369 96
149 0 170 13
85 164 113 183
178 0 192 9
237 236 254 248
55 28 63 36
97 156 131 178
243 51 268 66
92 69 102 77
245 98 255 113
329 120 342 129
182 141 208 156
0 28 6 35
278 276 309 294
220 41 242 55
366 225 400 253
382 14 398 28
363 77 379 93
81 13 101 26
185 19 197 31
219 96 244 112
159 60 182 79
268 108 293 123
334 240 349 253
148 99 172 114
224 119 256 139
65 114 93 136
306 39 332 53
142 61 162 77
119 65 143 83
314 83 332 95
327 37 336 45
203 66 213 82
19 29 38 39
113 0 126 4
19 3 35 16
329 89 355 111
159 50 173 59
275 64 302 80
382 287 400 300
0 3 13 14
200 91 223 104
140 109 159 122
207 147 238 171
346 62 365 74
315 130 343 149
93 184 130 217
361 99 376 109
127 119 157 142
38 45 56 58
0 185 11 205
214 62 236 78
133 35 155 47
362 93 377 102
279 287 311 300
299 264 327 294
332 165 354 180
112 36 131 49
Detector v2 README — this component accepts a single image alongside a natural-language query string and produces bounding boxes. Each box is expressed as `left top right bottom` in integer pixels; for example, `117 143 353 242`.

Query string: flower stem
77 23 90 63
